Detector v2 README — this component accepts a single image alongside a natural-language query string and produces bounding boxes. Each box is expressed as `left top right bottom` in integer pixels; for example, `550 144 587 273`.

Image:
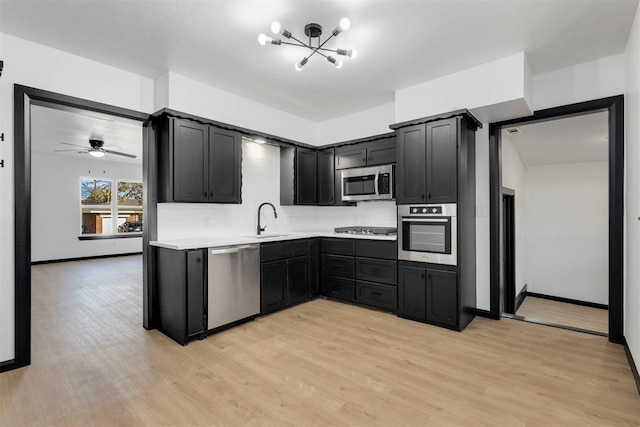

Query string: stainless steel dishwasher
207 244 260 332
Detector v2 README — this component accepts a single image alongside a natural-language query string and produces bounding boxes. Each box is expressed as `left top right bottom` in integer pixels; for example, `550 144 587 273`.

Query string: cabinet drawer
261 239 309 263
355 257 397 285
321 254 354 278
355 240 397 260
321 238 355 256
356 281 397 311
322 276 355 302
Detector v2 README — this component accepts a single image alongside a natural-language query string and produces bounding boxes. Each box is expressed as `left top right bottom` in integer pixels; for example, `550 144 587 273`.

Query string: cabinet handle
371 291 383 296
427 192 431 200
421 193 425 201
421 273 425 279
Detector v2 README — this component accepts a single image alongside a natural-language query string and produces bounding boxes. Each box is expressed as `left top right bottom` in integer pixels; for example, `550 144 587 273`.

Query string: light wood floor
1 256 639 425
516 296 608 334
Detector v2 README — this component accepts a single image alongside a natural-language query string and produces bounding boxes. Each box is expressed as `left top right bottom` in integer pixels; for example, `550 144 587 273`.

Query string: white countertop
150 230 397 250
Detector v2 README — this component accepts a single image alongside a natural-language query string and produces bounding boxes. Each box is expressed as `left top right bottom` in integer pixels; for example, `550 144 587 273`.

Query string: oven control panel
411 206 442 214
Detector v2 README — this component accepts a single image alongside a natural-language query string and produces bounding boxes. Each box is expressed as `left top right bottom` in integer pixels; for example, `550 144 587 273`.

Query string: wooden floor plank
0 255 638 426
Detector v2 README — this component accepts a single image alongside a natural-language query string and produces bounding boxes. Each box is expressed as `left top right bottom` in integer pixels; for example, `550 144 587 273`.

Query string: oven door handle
401 218 449 222
374 171 380 196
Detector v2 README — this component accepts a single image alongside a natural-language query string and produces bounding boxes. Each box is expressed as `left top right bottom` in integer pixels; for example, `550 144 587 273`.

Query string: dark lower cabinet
309 239 320 295
261 260 288 314
155 247 206 345
321 238 397 311
260 240 311 314
398 263 458 330
397 265 426 320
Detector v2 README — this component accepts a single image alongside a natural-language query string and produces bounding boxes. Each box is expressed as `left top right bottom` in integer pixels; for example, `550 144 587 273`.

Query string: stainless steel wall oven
398 203 457 265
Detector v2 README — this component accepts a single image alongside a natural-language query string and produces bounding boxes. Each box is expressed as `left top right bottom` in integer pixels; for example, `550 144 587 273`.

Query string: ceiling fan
55 138 137 159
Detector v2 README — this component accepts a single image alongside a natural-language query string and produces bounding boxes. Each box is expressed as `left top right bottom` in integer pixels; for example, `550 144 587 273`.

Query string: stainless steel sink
245 234 290 239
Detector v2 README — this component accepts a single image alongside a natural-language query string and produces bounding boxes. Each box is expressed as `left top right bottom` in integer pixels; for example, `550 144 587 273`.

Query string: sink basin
245 234 290 239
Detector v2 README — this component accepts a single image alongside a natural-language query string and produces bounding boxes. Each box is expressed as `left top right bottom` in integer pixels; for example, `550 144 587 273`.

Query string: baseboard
515 284 528 312
0 358 26 373
475 308 500 320
31 252 142 265
623 338 640 396
525 292 608 310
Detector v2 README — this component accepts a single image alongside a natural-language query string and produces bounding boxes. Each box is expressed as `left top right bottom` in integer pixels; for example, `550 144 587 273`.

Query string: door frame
502 187 516 315
488 95 624 343
3 85 151 373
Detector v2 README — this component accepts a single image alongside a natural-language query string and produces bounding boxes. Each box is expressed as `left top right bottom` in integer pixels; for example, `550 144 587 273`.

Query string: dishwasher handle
210 245 258 255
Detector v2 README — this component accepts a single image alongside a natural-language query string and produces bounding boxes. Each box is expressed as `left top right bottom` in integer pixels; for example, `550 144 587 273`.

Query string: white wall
316 102 395 145
501 135 528 297
0 33 155 363
624 4 640 376
532 54 625 111
525 162 609 305
157 141 397 240
158 72 317 145
395 52 533 124
31 153 143 262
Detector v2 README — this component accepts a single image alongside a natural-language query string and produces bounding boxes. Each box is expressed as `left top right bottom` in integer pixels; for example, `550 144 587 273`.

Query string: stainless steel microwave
341 164 394 202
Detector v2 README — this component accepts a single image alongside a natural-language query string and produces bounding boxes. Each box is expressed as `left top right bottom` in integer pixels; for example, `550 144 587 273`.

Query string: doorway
5 85 151 373
488 95 624 343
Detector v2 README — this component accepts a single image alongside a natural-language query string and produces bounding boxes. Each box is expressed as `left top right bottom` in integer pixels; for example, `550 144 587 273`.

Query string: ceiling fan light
88 150 105 158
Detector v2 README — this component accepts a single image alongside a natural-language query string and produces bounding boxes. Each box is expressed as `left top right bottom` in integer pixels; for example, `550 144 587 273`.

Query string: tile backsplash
157 141 397 241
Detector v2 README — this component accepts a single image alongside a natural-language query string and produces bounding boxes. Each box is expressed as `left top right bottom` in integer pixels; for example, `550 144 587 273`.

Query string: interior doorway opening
488 95 624 343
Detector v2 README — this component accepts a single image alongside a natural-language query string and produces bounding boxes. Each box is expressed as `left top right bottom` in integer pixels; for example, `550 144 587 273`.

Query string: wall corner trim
623 338 640 396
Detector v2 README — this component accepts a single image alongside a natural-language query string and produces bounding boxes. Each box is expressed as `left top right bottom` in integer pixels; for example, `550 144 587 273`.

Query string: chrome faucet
257 202 278 235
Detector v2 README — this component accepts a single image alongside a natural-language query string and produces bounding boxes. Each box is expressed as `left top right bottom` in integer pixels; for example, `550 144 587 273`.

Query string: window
81 178 143 235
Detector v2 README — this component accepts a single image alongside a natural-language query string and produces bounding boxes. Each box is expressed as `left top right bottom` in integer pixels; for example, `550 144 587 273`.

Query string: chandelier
258 18 357 71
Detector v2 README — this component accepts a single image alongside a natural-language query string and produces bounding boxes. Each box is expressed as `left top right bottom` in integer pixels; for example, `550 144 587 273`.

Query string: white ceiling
503 110 609 167
1 0 638 122
31 104 143 165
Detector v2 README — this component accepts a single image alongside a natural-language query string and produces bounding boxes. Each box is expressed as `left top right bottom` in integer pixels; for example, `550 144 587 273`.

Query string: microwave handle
401 218 449 222
374 171 380 196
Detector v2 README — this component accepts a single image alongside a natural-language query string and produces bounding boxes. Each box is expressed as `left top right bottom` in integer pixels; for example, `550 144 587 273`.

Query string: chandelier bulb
339 17 351 31
349 49 358 59
271 21 281 34
335 58 343 69
295 58 308 71
258 33 270 45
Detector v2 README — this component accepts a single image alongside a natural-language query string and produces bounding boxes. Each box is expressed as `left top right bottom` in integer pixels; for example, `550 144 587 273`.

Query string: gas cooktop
334 226 397 235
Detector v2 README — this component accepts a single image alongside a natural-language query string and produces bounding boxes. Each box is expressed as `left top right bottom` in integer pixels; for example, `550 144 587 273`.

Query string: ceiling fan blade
102 145 121 150
54 149 87 152
105 149 137 159
59 142 88 148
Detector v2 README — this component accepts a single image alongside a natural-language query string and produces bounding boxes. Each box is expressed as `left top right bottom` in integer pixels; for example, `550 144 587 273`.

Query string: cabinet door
396 125 426 204
261 260 288 314
426 268 458 328
426 118 457 203
309 239 320 295
335 145 367 169
209 127 242 203
173 118 209 202
366 137 396 166
322 276 355 302
288 256 310 305
398 265 426 320
187 250 205 337
321 254 355 279
317 149 335 205
296 148 317 205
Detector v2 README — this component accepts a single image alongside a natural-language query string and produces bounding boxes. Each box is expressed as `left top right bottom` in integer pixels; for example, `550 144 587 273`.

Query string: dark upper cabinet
335 145 367 169
281 147 317 205
296 148 317 205
172 119 210 202
426 268 457 328
209 127 242 203
335 136 397 170
397 265 426 320
157 116 242 204
426 118 457 203
317 148 335 205
396 124 427 204
365 136 397 166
